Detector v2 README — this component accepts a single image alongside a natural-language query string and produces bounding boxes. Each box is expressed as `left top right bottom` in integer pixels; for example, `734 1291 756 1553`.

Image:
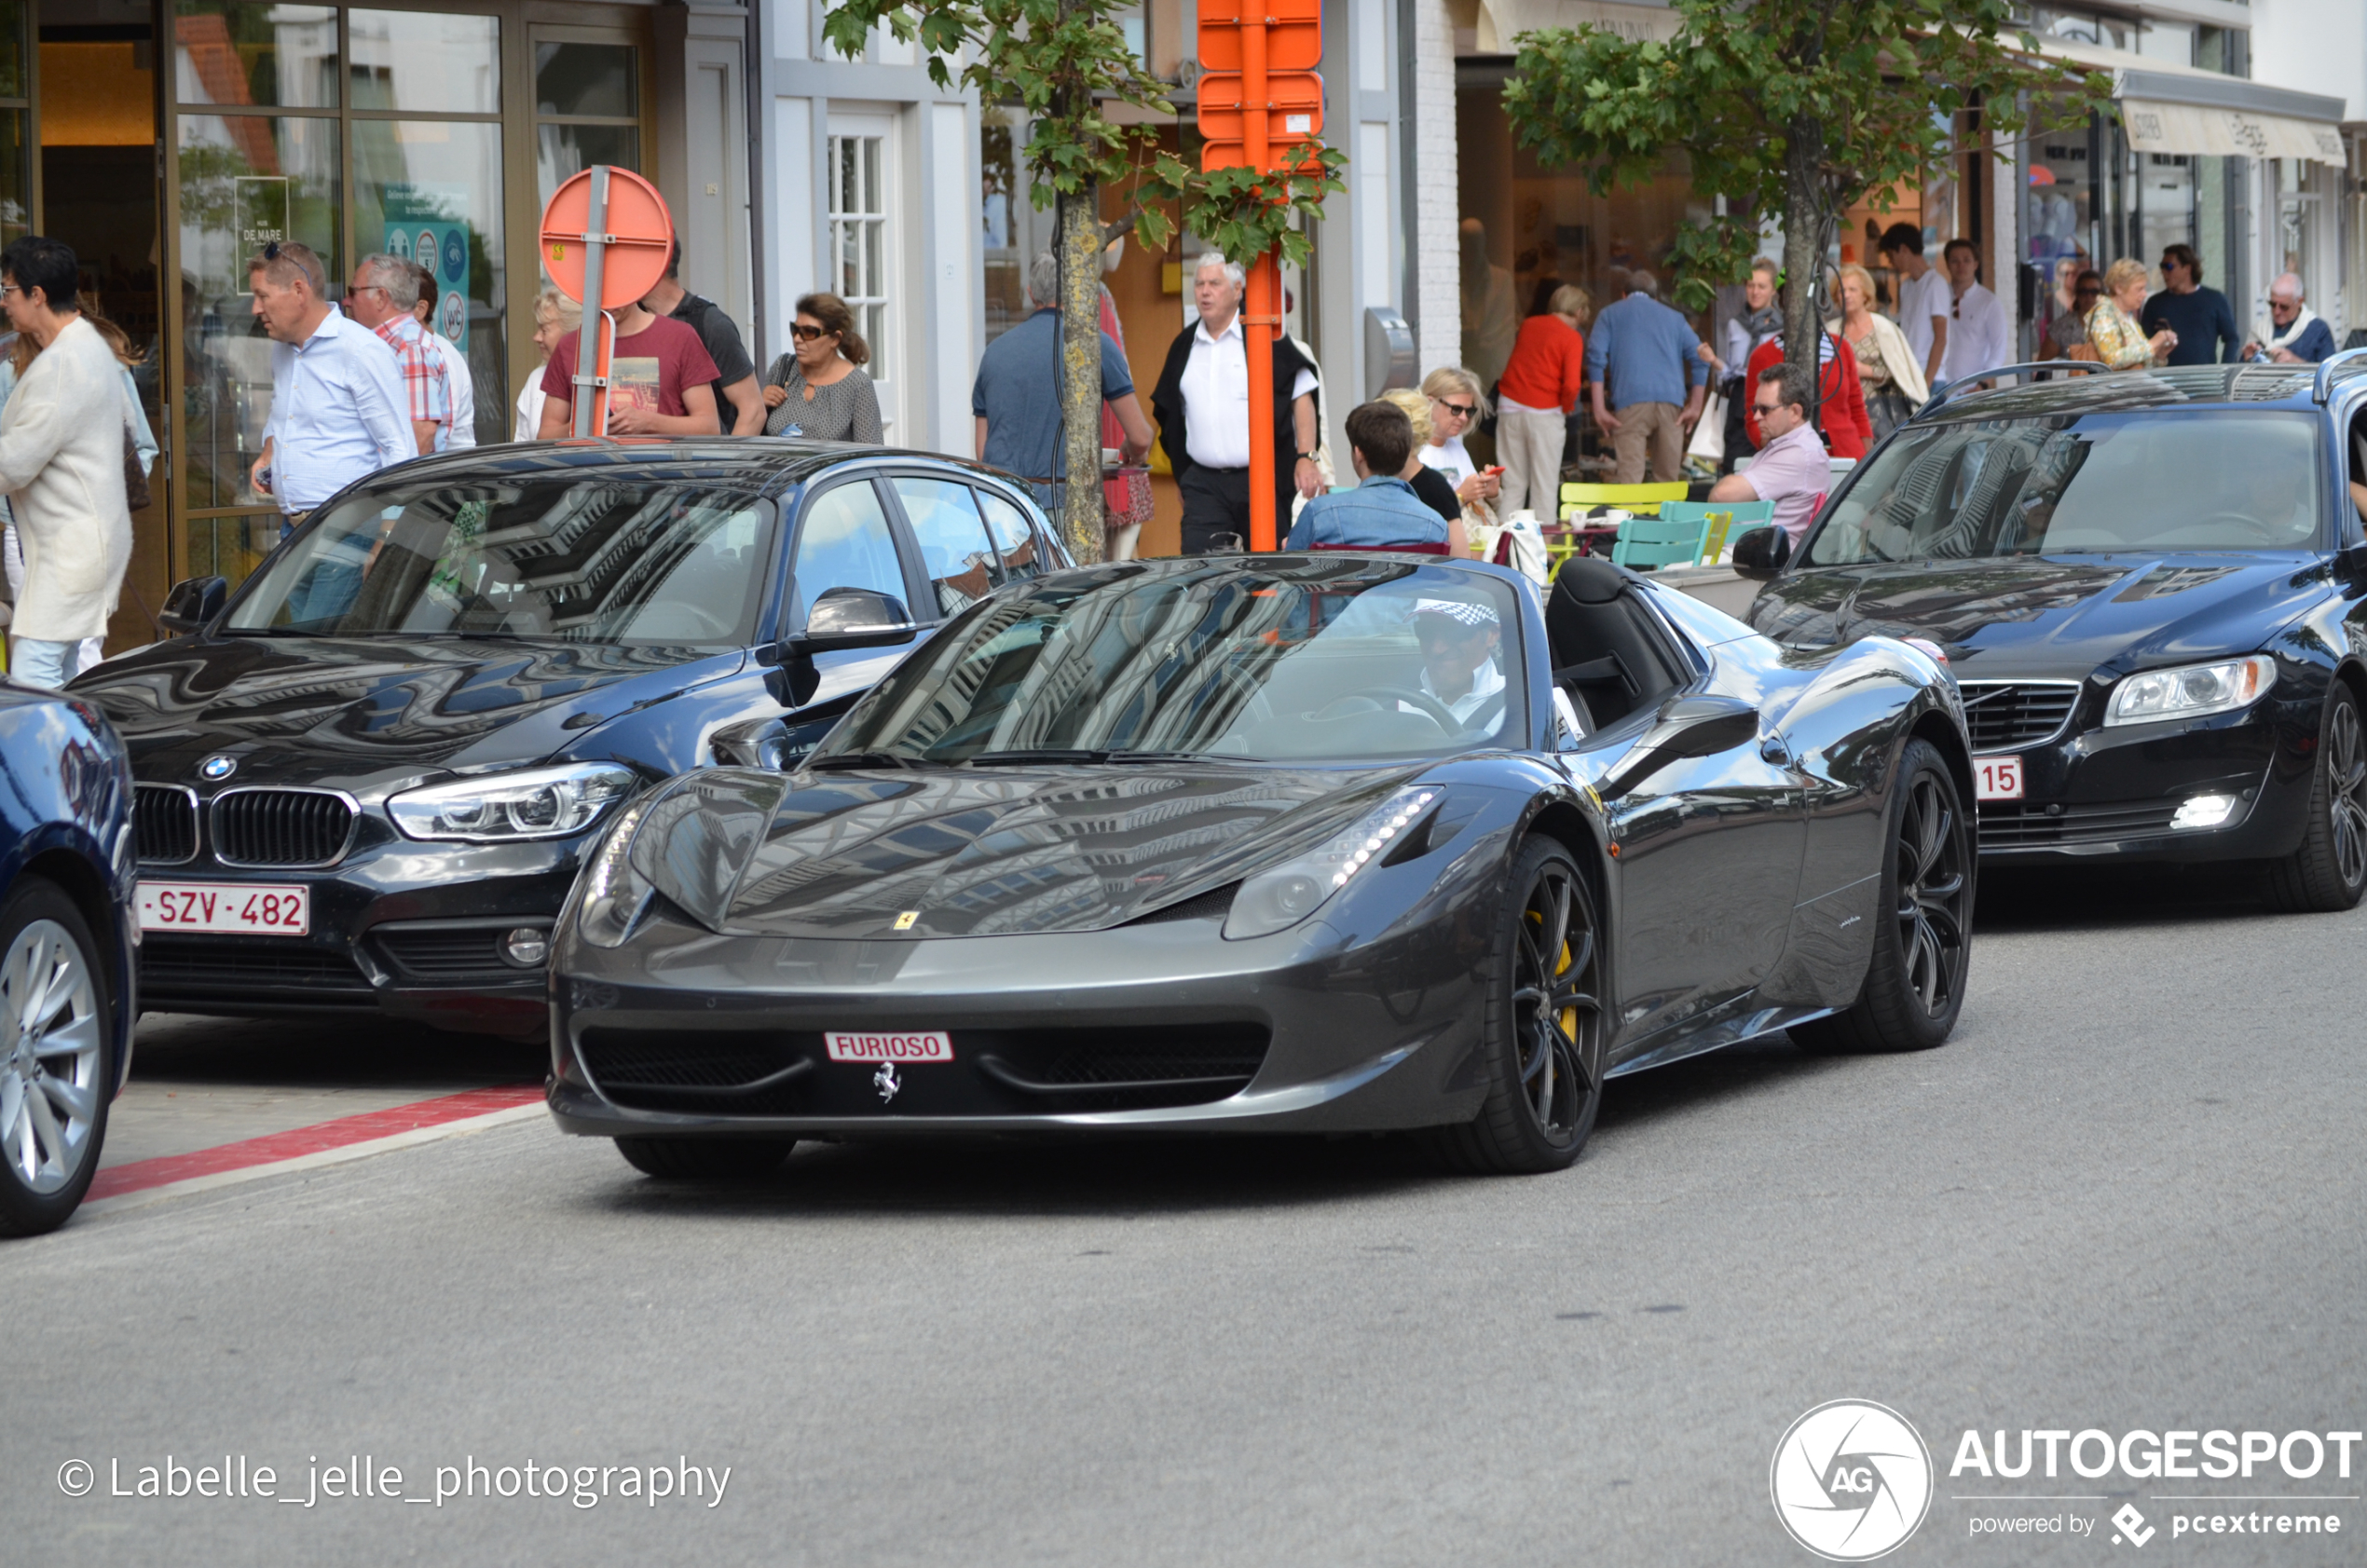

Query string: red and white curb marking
83 1084 548 1216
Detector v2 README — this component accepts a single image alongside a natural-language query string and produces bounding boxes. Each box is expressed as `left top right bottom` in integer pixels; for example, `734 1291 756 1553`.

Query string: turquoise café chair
1609 511 1713 570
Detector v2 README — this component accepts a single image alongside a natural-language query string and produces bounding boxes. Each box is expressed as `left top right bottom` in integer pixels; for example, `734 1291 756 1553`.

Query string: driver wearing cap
1412 597 1505 722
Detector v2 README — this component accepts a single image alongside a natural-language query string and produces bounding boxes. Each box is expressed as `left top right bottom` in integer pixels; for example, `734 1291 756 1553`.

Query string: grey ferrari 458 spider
545 552 1975 1177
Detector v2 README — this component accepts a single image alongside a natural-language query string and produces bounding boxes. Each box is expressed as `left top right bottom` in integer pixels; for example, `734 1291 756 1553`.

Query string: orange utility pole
1199 0 1323 551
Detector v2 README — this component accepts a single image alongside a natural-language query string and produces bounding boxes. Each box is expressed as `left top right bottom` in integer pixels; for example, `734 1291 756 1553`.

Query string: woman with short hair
1494 284 1591 518
1829 263 1926 440
513 288 581 442
2087 260 2177 371
759 293 883 443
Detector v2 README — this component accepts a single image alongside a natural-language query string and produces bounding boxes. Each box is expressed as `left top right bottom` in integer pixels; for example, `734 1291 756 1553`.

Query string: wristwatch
1294 451 1317 463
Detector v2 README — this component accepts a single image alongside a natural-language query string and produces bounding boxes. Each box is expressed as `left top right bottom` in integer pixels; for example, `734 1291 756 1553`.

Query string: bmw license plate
137 880 311 936
1974 757 2024 801
824 1030 953 1063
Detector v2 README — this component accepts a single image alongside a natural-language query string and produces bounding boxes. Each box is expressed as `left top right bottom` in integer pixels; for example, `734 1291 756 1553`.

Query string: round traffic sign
538 167 674 309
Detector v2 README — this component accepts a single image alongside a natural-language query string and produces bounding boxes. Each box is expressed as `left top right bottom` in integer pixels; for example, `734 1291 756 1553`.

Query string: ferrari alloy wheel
1430 838 1605 1174
1793 739 1971 1055
2266 684 2367 913
615 1137 797 1180
0 879 112 1238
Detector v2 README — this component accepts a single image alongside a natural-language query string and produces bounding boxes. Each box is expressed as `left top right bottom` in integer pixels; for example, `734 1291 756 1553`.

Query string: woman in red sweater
1495 284 1590 518
1743 329 1871 459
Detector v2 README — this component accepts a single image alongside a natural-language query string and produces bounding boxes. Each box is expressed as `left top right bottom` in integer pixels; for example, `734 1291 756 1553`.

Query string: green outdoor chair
1609 511 1713 570
1657 500 1775 565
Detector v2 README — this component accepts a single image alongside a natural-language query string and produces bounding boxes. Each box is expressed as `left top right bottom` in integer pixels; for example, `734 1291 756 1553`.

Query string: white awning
2120 98 2346 166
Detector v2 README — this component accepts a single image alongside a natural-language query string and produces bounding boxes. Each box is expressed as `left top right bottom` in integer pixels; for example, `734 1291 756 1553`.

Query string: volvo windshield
227 481 778 646
1803 409 2322 566
816 559 1527 765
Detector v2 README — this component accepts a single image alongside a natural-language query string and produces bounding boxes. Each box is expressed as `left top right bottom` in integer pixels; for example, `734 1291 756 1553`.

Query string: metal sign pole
570 165 612 438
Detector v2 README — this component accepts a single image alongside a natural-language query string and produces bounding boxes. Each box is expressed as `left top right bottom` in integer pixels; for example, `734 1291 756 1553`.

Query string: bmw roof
1916 361 2367 425
343 436 1026 500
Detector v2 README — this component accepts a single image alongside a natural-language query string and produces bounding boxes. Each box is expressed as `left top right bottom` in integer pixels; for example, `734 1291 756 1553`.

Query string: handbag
1687 387 1727 463
122 425 152 512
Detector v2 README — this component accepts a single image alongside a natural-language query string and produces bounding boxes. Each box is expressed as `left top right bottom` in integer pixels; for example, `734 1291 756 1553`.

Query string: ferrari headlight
389 763 636 841
2104 656 2276 728
1223 786 1439 941
573 799 655 948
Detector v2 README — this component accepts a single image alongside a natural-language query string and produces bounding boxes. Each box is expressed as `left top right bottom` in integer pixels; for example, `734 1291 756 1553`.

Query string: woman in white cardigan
1829 263 1930 443
0 239 132 689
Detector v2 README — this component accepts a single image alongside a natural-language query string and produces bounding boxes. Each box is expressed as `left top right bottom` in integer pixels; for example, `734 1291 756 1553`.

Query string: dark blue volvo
1748 358 2367 910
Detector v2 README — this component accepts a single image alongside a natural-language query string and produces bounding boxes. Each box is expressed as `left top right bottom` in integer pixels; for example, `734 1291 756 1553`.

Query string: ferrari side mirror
159 576 227 634
1597 694 1762 802
710 716 793 771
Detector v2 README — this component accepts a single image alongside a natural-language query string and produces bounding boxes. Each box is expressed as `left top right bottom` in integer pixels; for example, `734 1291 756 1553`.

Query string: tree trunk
1779 112 1827 429
1058 183 1105 566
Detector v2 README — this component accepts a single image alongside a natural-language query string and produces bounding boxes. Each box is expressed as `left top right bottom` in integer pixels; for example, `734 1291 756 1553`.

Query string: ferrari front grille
1956 681 2081 753
212 788 359 867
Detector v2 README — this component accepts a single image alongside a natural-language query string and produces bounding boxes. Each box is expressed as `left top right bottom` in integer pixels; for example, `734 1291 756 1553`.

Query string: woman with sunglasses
759 293 882 443
1416 367 1501 518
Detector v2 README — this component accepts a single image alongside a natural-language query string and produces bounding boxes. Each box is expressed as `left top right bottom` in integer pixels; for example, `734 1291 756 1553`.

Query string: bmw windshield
815 558 1528 765
226 481 779 646
1803 409 2323 566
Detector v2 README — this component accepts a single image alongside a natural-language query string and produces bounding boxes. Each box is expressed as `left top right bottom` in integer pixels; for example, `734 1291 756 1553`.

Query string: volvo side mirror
1597 695 1761 802
159 576 227 634
784 587 920 652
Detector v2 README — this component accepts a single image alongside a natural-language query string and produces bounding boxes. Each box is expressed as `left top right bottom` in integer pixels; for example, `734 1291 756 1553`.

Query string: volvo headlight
1223 786 1440 941
2104 656 2276 728
573 799 655 948
389 763 636 842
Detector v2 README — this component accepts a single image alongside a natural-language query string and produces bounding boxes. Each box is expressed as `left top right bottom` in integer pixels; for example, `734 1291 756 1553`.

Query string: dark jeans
1178 464 1252 554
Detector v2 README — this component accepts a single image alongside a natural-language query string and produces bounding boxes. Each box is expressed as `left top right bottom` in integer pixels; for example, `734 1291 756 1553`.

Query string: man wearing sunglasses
2244 272 2337 365
1411 597 1505 724
1707 363 1827 549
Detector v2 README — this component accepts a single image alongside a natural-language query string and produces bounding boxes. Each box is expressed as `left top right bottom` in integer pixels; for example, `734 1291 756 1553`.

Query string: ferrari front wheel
1430 837 1606 1175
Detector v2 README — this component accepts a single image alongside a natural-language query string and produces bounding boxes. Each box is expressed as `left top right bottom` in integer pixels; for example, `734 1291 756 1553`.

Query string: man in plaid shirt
345 252 450 455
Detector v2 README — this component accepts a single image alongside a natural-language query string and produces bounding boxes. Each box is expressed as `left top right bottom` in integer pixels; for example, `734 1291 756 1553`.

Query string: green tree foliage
823 0 1339 559
1504 0 2107 391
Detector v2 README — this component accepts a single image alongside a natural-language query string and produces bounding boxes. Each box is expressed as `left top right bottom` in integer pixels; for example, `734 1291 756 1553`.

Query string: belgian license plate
824 1030 953 1064
137 880 311 936
1974 756 2024 801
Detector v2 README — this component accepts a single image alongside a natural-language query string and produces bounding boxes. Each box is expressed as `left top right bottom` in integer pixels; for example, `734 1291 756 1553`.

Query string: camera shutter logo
1770 1399 1934 1561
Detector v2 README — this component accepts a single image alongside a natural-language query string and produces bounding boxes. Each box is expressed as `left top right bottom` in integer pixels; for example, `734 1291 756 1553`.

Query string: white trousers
4 525 105 676
1497 401 1568 519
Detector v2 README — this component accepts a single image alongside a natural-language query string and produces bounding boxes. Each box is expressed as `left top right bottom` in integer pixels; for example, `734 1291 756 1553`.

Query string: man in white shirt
411 260 475 447
1936 238 2009 389
1412 597 1506 725
246 242 413 535
1148 252 1321 553
1877 223 1950 392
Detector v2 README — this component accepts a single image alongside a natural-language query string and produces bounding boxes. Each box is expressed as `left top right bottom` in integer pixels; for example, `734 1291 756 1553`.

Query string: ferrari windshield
820 559 1527 764
1803 410 2322 566
226 481 778 645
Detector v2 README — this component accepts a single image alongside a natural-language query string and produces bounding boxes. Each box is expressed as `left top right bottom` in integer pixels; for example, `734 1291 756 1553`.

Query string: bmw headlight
572 799 655 948
1223 786 1440 941
2104 656 2277 728
389 763 637 842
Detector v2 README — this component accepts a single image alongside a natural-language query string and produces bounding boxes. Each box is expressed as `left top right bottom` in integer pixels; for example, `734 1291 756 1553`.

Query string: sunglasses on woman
1435 400 1476 418
790 322 835 342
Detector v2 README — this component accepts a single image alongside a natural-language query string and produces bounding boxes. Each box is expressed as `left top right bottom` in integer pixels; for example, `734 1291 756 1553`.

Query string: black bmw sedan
1748 361 2367 910
72 439 1068 1035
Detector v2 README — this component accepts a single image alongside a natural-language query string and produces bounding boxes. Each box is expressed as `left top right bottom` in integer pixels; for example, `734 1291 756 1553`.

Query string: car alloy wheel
1893 769 1971 1017
2324 698 2367 889
1429 838 1605 1174
0 881 110 1236
2267 684 2367 913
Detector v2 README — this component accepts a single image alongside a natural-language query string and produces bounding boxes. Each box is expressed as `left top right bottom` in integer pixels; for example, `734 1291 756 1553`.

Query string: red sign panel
1197 71 1324 143
1197 0 1322 73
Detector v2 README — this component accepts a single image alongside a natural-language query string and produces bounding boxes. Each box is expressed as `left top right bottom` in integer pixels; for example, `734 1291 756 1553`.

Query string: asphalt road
10 863 2366 1566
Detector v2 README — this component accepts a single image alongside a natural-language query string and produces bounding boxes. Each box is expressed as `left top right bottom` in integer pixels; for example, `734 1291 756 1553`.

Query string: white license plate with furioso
1974 756 2024 801
824 1030 953 1063
137 880 311 936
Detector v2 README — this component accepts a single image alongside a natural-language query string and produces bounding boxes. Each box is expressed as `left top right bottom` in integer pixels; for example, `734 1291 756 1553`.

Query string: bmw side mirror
1597 695 1762 802
785 586 921 652
159 576 227 634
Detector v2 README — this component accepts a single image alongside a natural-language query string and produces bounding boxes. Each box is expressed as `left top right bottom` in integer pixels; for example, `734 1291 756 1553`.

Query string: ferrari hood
1746 553 2325 678
637 762 1407 939
73 635 743 789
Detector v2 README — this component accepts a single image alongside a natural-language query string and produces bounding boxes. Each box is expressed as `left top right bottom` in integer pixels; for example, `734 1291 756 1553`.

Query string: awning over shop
2119 98 2346 166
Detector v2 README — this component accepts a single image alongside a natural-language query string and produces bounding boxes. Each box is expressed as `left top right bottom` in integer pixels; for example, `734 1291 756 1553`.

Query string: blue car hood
1746 552 2326 678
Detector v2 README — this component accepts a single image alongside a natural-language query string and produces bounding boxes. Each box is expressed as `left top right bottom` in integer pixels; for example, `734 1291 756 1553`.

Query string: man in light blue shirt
245 241 411 532
1285 402 1450 552
1584 270 1708 484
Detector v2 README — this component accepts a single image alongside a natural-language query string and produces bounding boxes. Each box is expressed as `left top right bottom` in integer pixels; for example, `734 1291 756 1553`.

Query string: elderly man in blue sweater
1585 270 1708 484
1286 402 1452 552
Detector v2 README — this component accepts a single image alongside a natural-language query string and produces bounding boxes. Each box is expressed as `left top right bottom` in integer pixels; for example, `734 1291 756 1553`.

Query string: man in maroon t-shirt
537 296 723 437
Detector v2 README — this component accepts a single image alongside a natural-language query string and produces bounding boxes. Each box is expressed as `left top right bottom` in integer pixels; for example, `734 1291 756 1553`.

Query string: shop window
534 39 639 207
828 126 891 396
348 10 499 116
0 3 32 249
174 1 337 110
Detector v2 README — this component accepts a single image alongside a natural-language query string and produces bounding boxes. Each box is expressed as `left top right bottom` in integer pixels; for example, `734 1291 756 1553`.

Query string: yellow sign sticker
548 241 565 261
893 911 919 931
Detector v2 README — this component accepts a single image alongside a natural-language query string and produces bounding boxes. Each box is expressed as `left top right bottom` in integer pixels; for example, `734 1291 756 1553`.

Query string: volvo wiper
965 748 1108 765
805 750 913 770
